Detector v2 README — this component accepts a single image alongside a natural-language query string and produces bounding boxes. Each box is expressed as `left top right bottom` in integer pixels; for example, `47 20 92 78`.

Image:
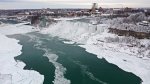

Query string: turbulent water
9 32 141 84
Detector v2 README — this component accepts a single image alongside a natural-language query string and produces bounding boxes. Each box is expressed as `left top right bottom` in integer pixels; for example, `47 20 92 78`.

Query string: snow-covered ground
0 22 37 35
0 23 44 84
41 20 150 84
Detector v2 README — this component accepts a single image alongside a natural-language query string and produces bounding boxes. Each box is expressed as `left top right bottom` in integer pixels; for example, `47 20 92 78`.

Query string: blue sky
0 0 149 9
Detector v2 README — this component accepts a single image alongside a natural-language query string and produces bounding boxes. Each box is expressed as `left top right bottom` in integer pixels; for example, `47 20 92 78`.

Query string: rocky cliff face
30 15 56 28
109 28 150 39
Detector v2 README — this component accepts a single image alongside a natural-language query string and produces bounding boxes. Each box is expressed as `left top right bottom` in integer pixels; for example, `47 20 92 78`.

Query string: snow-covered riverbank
0 23 44 84
41 20 150 84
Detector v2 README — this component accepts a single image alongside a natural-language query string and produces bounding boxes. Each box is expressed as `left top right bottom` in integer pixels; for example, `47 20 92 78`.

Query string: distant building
145 9 150 16
124 7 132 12
113 8 124 14
98 7 104 13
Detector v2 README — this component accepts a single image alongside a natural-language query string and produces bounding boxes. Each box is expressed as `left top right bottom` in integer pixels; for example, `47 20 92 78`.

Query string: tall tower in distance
91 3 98 13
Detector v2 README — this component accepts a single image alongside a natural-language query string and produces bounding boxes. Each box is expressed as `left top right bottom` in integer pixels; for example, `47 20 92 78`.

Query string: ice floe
28 34 71 84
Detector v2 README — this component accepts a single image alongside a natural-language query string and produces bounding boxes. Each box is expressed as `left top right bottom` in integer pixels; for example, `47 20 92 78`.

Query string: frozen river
8 32 142 84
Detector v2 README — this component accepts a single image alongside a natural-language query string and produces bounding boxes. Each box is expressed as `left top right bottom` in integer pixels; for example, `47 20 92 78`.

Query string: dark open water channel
8 32 141 84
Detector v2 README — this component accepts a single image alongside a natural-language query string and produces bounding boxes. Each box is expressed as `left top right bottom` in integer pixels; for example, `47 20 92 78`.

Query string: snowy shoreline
80 40 150 84
0 23 44 84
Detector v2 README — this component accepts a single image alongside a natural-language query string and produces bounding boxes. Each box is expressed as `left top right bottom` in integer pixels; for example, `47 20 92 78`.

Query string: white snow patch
63 41 75 44
0 74 12 84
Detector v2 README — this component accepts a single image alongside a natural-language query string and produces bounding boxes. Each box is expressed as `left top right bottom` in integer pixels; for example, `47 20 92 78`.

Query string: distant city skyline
0 0 150 9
